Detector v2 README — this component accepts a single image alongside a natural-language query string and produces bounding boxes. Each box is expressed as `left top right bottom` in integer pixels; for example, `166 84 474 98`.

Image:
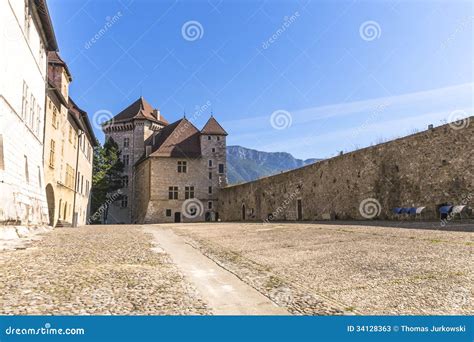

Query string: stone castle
103 97 227 224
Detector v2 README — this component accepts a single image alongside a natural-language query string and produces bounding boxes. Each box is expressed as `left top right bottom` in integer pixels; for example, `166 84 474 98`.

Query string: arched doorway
242 204 246 221
45 184 55 226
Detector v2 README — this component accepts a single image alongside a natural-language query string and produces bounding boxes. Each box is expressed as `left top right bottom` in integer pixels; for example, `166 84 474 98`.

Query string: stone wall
219 120 474 221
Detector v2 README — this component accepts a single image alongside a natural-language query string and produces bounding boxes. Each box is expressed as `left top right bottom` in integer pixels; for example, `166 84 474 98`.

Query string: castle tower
200 116 228 221
102 97 168 223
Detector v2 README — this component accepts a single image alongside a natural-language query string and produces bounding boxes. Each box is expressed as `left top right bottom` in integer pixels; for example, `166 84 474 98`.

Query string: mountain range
226 145 322 185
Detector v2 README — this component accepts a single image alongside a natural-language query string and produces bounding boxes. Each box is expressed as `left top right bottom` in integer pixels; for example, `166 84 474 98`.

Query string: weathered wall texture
219 120 474 221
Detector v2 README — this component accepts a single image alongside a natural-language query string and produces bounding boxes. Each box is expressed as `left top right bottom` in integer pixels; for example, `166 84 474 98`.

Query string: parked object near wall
219 119 473 222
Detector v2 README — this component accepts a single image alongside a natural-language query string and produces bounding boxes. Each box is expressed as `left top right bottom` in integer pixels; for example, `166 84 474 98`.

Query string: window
208 201 213 209
24 155 29 183
86 180 90 196
21 82 28 121
49 140 55 167
81 175 84 194
185 186 195 199
37 166 42 188
122 176 129 188
121 195 128 208
123 154 129 166
218 163 224 174
207 135 211 140
177 161 187 173
65 164 75 188
209 172 212 180
168 186 178 200
36 104 41 135
76 172 80 192
166 209 172 217
208 186 212 194
212 148 215 153
217 136 220 141
68 126 73 143
24 0 30 39
39 41 45 69
208 160 213 167
29 95 35 128
124 138 129 148
0 135 4 170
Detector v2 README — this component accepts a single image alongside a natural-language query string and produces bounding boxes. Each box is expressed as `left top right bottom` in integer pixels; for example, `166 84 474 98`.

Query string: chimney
428 124 434 130
153 108 161 121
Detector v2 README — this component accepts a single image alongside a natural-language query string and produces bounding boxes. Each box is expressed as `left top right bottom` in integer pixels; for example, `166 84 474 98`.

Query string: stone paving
171 222 474 315
0 225 209 315
1 222 472 316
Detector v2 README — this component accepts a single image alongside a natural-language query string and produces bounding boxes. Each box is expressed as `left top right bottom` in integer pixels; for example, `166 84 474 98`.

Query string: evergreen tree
89 138 124 224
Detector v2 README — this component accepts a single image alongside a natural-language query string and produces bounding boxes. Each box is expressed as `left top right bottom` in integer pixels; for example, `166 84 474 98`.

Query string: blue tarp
408 207 417 215
439 205 453 214
392 208 402 214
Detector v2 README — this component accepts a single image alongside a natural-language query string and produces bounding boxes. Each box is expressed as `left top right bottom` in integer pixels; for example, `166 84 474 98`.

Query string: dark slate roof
33 0 58 51
69 98 98 146
109 97 169 125
148 118 201 158
201 116 228 135
48 51 72 79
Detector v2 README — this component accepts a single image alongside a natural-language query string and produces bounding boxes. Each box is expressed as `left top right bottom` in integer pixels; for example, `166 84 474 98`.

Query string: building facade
43 51 96 227
103 97 227 224
0 0 58 228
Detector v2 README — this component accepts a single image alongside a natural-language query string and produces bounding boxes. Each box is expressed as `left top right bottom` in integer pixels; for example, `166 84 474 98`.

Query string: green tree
89 137 124 224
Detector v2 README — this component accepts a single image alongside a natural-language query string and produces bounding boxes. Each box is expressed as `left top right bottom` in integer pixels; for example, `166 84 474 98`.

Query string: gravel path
0 225 209 315
171 222 474 315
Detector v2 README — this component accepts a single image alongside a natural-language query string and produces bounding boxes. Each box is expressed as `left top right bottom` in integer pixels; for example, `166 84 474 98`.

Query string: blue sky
48 0 473 159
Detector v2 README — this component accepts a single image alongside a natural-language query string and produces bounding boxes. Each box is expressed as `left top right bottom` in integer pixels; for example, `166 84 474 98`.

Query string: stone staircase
55 220 72 228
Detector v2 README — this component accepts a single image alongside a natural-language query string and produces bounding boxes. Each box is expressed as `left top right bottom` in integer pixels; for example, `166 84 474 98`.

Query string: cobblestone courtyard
0 223 472 315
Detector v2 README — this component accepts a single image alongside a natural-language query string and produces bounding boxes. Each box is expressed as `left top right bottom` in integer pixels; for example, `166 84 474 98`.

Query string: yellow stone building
44 52 96 227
